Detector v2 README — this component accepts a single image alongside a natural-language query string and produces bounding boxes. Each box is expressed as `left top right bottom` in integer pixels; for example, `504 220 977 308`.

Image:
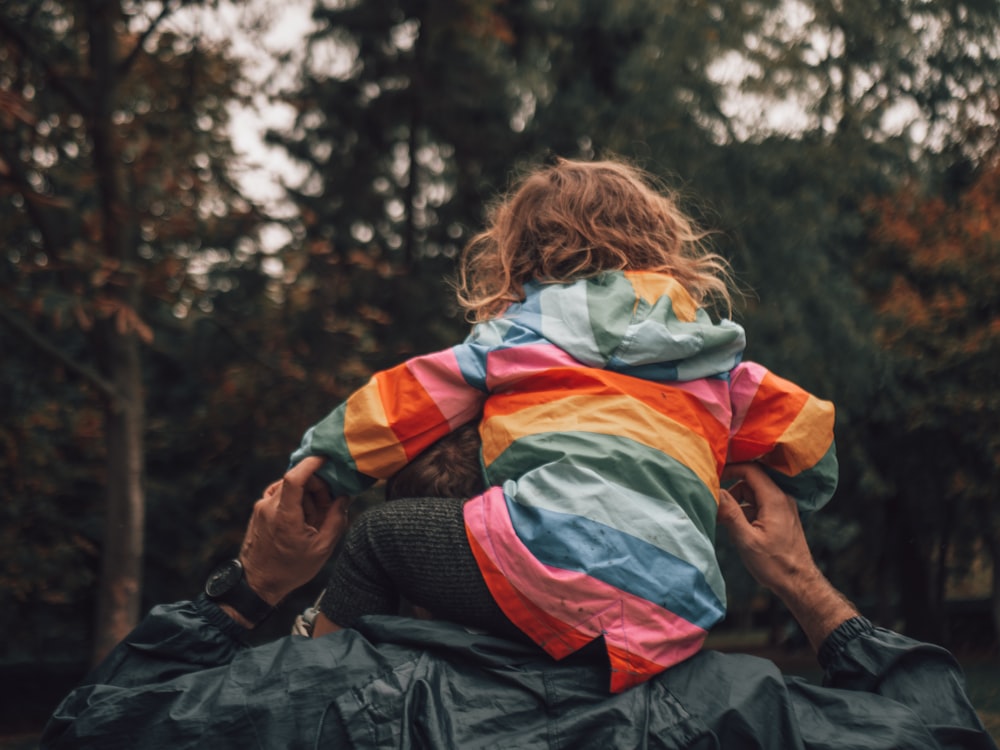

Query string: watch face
205 559 243 598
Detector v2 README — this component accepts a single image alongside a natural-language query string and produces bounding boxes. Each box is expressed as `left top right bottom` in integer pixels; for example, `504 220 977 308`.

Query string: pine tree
0 0 259 662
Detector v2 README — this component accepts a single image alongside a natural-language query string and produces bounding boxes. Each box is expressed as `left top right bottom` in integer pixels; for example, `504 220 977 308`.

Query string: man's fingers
723 479 751 505
717 490 750 536
317 496 350 539
723 463 791 514
722 462 768 488
284 456 326 488
278 457 327 513
304 474 333 509
721 462 751 484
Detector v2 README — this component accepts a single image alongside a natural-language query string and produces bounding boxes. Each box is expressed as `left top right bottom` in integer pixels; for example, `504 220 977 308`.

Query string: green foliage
857 153 1000 639
0 0 265 662
267 0 530 376
0 330 103 663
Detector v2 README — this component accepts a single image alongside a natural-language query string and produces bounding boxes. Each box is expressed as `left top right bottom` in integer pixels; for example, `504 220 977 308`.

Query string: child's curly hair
455 157 735 321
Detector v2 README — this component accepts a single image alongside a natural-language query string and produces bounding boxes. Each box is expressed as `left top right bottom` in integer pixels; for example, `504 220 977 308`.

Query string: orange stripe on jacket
487 367 727 432
605 642 679 694
729 370 810 457
756 393 834 476
376 364 452 458
481 392 723 493
482 368 729 482
343 378 408 478
346 364 451 477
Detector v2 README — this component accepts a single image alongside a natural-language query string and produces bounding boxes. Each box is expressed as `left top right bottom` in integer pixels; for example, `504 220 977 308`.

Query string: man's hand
717 463 858 653
239 457 349 608
716 463 816 595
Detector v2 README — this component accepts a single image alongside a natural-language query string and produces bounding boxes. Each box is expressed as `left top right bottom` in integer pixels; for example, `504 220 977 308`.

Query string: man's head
385 421 486 500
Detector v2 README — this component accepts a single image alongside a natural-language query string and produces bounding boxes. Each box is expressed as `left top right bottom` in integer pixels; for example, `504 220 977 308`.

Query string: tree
0 0 258 662
861 148 1000 643
261 0 538 447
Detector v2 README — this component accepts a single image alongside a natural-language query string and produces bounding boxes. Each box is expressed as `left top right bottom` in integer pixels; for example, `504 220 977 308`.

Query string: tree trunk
87 0 147 665
91 316 146 663
896 503 944 644
984 526 1000 651
873 486 898 628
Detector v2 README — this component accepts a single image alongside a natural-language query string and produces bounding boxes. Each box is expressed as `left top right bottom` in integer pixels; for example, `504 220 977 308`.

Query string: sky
221 2 314 199
165 0 317 252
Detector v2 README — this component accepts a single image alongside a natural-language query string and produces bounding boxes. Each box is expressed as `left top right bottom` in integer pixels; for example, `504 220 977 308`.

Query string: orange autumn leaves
865 158 1000 358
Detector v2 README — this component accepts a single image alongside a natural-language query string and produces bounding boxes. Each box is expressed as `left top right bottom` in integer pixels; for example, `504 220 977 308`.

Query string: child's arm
290 345 489 497
726 361 838 511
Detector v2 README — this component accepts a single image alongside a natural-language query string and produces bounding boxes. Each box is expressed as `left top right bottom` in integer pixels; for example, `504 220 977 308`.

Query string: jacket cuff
817 615 875 669
194 592 251 640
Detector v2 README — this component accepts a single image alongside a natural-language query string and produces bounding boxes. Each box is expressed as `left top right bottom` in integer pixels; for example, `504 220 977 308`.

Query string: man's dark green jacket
43 597 995 749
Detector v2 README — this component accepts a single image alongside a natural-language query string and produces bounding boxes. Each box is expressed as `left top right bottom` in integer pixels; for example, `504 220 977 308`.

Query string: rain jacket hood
478 271 747 380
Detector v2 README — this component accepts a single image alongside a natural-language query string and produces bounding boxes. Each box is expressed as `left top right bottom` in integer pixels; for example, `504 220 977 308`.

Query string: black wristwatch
204 558 275 627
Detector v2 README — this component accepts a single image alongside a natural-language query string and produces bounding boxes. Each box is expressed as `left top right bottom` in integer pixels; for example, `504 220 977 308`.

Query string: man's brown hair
384 421 486 500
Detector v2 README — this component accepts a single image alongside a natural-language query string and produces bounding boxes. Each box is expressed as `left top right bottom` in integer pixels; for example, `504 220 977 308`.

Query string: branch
0 303 121 404
0 12 90 115
118 0 179 78
0 140 67 263
203 316 289 377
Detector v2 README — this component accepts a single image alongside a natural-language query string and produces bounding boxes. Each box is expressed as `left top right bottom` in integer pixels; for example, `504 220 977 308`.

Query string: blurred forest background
2 0 999 734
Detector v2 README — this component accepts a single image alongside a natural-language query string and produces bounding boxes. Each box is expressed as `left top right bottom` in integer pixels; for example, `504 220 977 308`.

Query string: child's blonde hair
456 157 735 321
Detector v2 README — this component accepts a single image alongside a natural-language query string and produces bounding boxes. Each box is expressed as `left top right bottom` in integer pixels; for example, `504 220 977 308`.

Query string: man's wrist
240 557 289 607
769 561 826 604
773 565 859 653
204 558 277 627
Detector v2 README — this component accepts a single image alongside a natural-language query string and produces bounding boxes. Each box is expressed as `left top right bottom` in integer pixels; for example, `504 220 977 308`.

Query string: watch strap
205 559 276 626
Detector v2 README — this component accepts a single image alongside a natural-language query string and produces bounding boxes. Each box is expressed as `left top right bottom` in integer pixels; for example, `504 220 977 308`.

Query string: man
43 457 996 749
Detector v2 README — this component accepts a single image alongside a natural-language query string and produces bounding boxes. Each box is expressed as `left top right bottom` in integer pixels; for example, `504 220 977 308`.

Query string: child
291 157 837 692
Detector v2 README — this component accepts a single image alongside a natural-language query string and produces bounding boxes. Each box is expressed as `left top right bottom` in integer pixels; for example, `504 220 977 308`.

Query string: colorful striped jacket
291 270 838 691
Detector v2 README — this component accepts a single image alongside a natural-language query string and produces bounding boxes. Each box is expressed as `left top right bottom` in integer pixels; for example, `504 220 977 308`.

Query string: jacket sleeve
290 342 490 496
41 596 249 749
727 361 838 511
817 617 998 750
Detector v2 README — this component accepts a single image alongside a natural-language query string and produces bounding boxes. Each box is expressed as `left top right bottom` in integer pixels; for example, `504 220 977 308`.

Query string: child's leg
317 497 526 641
